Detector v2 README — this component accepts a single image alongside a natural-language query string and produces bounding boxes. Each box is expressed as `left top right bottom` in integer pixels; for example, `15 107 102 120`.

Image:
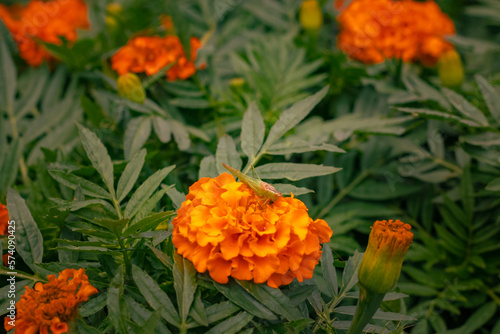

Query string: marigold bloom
358 220 413 294
337 0 456 65
111 35 203 81
0 0 89 66
0 203 9 235
4 268 98 334
172 173 332 288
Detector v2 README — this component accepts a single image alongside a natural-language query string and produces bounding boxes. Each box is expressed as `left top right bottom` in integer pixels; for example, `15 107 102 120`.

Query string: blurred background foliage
1 0 500 333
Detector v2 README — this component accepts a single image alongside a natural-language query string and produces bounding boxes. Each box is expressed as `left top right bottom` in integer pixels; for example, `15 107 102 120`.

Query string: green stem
117 237 131 275
316 169 371 219
112 198 123 220
0 268 46 282
347 286 385 334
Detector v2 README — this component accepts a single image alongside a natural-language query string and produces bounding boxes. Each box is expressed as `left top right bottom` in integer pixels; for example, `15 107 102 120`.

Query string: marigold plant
3 268 98 334
111 35 203 81
337 0 456 65
0 203 9 236
0 0 89 66
172 173 333 288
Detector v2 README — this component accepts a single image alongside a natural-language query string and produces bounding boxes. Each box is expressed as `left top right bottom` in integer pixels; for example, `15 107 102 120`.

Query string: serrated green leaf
254 163 341 181
236 281 303 321
205 301 240 324
476 75 500 124
124 165 175 218
205 312 253 334
124 117 151 160
442 88 489 126
49 170 112 199
241 102 265 160
78 125 115 196
107 267 127 334
199 155 218 178
132 265 181 326
117 149 146 202
321 244 338 297
7 188 43 266
122 211 174 237
398 107 480 127
0 138 21 195
486 178 500 191
173 252 198 325
188 291 209 327
216 135 242 175
334 306 416 321
213 280 277 320
271 184 314 196
131 185 174 224
169 98 210 109
261 86 328 152
341 250 363 294
171 120 191 151
0 36 15 113
350 179 422 200
153 117 172 143
80 293 107 317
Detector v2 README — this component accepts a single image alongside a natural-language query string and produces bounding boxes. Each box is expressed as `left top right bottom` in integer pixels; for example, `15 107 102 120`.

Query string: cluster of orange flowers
0 203 9 236
172 173 333 288
111 35 203 81
4 268 98 334
337 0 456 65
0 0 89 66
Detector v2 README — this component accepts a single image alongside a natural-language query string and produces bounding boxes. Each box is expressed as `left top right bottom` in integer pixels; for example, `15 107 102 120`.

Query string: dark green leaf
254 163 341 181
476 75 500 124
78 125 115 196
7 188 43 266
117 149 147 202
122 211 175 237
321 244 338 297
173 252 198 325
205 312 253 334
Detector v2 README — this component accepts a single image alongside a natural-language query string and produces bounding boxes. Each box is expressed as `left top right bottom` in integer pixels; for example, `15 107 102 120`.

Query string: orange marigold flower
172 173 333 288
0 203 9 236
0 0 89 66
111 35 203 81
358 220 413 294
337 0 456 65
3 268 98 334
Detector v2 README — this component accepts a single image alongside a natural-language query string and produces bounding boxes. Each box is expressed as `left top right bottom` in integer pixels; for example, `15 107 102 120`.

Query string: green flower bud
299 0 323 31
438 49 464 88
117 73 146 104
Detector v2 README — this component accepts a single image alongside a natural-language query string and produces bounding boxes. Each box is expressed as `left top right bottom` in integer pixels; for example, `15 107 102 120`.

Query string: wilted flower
0 203 9 236
117 73 146 103
172 173 332 288
358 220 413 294
111 35 203 81
337 0 456 65
0 0 89 66
438 49 464 88
299 0 323 31
4 268 98 334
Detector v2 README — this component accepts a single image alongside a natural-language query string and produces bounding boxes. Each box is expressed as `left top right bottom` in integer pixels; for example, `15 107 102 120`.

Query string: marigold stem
347 285 385 334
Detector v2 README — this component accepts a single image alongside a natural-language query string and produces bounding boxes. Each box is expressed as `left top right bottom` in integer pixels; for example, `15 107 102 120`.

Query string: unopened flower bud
358 220 413 294
117 73 146 104
106 3 123 27
438 49 464 88
300 0 323 31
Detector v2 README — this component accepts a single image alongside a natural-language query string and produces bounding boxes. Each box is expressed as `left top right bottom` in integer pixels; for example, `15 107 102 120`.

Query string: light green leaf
153 117 172 143
107 267 127 334
122 211 175 237
237 280 303 321
7 188 43 266
0 37 16 113
486 178 500 191
199 156 218 178
254 163 341 181
261 86 329 152
216 135 242 175
241 102 265 160
132 265 181 326
205 312 253 334
124 117 151 160
49 170 112 199
267 140 344 155
321 244 338 297
476 75 500 124
340 250 363 294
117 149 146 202
131 185 174 224
171 120 191 151
173 253 198 325
442 88 488 126
80 293 107 317
78 125 115 197
398 107 481 127
124 165 175 218
271 184 314 196
166 187 186 209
